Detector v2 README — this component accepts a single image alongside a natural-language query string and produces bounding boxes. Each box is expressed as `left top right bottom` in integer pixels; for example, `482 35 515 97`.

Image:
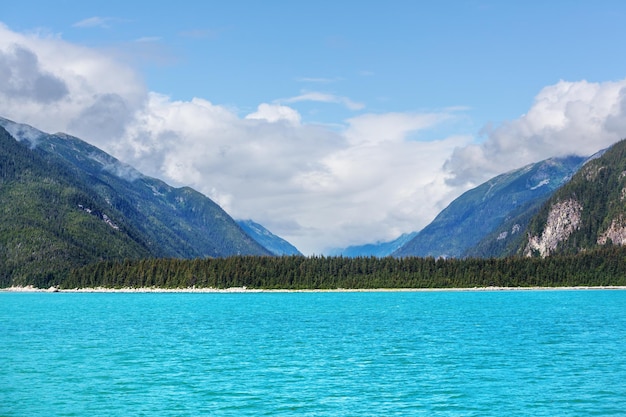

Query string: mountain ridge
237 219 302 256
0 117 279 285
23 123 272 258
393 155 587 258
0 125 156 285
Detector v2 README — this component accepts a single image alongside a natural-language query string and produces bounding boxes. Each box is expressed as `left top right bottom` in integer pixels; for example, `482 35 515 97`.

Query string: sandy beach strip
2 285 626 293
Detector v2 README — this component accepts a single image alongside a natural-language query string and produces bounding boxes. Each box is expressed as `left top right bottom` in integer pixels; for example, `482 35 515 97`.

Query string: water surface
2 290 625 416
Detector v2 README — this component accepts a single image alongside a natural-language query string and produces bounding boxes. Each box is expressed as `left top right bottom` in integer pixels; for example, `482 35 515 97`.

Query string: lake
1 290 625 416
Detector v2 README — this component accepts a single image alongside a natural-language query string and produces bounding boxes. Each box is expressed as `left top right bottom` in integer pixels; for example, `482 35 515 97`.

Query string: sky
3 1 626 254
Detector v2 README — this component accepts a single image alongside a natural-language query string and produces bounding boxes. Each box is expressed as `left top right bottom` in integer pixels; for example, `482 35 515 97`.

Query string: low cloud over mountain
1 23 626 253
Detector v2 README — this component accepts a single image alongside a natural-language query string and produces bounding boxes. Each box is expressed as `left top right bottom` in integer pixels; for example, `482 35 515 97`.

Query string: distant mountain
0 117 272 286
328 232 417 257
393 156 587 258
237 220 302 256
520 139 626 257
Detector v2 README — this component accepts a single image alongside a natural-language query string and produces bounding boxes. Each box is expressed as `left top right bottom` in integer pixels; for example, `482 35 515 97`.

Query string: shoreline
2 285 626 293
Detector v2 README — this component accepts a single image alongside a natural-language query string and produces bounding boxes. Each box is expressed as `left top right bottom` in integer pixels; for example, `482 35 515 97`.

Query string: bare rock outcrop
598 217 626 245
525 199 583 257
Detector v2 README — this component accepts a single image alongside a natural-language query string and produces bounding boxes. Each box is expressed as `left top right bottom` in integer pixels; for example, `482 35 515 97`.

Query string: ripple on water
1 290 626 416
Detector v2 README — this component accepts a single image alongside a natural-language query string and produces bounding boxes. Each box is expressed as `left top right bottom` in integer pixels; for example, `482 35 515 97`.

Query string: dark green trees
61 248 626 290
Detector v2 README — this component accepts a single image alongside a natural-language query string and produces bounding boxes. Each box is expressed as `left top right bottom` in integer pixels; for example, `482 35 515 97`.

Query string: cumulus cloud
344 112 455 145
0 23 145 137
0 45 68 103
3 23 626 254
69 93 134 143
245 103 301 125
445 79 626 186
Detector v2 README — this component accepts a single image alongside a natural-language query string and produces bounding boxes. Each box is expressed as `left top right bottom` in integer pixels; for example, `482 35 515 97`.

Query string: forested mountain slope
0 126 156 286
0 117 275 286
0 117 271 259
522 139 626 257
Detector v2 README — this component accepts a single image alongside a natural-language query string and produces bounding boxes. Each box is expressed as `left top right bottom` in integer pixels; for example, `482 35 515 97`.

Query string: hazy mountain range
237 219 302 256
328 232 417 257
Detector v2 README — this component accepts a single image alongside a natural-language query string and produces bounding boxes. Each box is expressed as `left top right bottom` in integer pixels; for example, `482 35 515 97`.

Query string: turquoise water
1 290 626 416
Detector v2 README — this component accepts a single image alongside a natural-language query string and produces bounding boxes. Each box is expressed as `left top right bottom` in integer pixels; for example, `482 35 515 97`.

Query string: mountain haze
237 220 302 256
328 232 417 257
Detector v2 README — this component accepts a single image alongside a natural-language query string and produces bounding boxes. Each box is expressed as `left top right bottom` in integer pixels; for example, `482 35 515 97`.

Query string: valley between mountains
2 115 626 288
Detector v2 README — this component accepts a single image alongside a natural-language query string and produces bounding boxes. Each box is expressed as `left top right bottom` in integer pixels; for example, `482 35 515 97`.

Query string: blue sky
3 1 626 253
9 1 626 128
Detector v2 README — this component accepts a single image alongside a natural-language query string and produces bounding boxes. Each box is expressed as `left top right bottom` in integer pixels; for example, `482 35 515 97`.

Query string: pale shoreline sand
2 285 626 293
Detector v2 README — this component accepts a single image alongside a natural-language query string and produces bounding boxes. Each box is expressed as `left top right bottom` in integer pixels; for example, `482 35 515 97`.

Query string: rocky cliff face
524 199 582 257
597 216 626 245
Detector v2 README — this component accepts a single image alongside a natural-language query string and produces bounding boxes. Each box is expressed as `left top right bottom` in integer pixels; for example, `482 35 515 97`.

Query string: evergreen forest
44 245 626 290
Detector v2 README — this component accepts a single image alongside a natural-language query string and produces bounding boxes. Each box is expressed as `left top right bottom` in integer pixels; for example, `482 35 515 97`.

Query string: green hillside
32 131 271 259
0 116 274 287
0 127 154 286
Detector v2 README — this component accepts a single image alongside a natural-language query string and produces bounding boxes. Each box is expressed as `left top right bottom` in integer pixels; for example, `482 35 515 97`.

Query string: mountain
237 220 302 256
521 139 626 257
393 155 587 258
0 117 272 286
0 125 151 286
328 232 417 257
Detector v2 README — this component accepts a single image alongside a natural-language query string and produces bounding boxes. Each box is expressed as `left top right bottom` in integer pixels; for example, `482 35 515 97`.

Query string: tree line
57 245 626 289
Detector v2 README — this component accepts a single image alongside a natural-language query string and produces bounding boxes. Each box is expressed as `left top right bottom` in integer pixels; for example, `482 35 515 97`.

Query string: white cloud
279 91 365 111
0 23 145 139
245 103 301 125
344 112 455 145
114 97 467 253
72 17 115 29
3 23 626 254
0 44 68 102
445 79 626 186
